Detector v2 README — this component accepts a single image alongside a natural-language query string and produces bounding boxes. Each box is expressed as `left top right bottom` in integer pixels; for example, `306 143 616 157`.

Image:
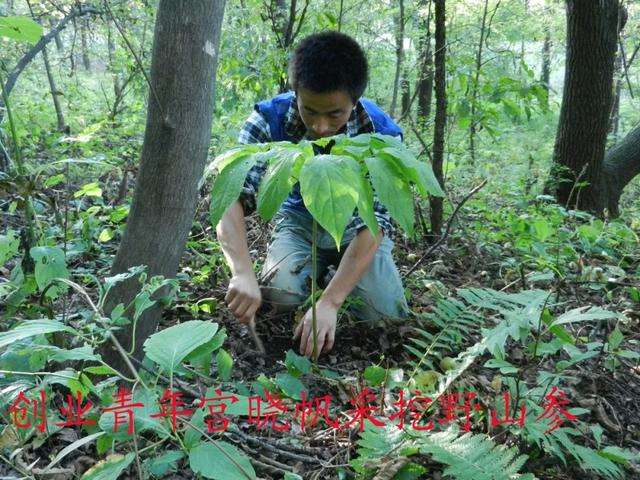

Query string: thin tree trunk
390 0 404 117
81 20 91 71
42 46 66 132
540 27 551 102
417 0 433 120
468 0 490 164
101 0 226 369
430 0 446 237
609 47 622 140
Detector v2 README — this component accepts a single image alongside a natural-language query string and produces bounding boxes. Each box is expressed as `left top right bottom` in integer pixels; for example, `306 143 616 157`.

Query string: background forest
0 0 639 479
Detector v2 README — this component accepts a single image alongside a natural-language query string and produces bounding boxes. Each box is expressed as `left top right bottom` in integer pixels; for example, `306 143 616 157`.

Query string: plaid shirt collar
283 94 375 141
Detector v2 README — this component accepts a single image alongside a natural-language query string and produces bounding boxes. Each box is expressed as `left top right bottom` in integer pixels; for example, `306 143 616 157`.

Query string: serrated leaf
299 154 360 248
80 453 135 480
209 153 259 227
143 320 219 372
189 441 256 480
256 147 300 220
365 156 414 236
0 16 43 44
380 147 444 198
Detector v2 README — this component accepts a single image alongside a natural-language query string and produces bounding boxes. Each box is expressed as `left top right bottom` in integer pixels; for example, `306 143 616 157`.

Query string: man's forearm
321 228 383 308
216 200 253 276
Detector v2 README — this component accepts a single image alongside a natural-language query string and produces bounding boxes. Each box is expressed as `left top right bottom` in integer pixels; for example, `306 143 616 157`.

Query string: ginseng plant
207 133 445 361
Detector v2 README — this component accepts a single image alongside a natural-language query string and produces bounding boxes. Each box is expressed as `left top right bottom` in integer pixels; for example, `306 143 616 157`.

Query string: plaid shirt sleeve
347 191 395 237
237 110 271 215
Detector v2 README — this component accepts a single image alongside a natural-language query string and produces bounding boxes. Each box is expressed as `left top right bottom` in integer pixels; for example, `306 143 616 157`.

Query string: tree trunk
601 125 640 217
609 47 622 140
546 0 622 215
430 0 446 237
400 70 411 117
389 0 404 117
540 28 551 101
81 20 91 71
101 0 226 369
41 46 67 132
416 0 433 121
468 0 490 164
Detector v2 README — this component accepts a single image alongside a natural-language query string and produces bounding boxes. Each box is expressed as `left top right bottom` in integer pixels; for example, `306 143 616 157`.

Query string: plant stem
311 217 319 362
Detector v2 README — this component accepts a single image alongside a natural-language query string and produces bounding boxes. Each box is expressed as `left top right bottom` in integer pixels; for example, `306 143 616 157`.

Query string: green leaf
364 365 386 385
145 450 185 477
285 349 312 377
183 329 226 362
189 441 256 480
0 320 75 350
74 182 103 198
550 307 617 326
44 345 101 363
365 156 415 236
299 154 360 248
0 229 19 265
484 358 518 374
209 153 260 227
607 327 623 350
30 246 69 298
217 348 233 381
98 228 114 243
98 389 169 440
80 453 135 480
274 372 306 400
256 147 300 220
380 147 444 198
0 16 43 44
144 320 219 372
354 168 380 236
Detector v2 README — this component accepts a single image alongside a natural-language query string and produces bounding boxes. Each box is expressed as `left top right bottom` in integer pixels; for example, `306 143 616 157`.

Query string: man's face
296 87 355 139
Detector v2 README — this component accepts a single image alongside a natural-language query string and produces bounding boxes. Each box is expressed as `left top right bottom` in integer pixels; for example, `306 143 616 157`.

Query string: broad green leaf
380 148 444 198
354 167 380 236
30 246 69 298
184 407 205 449
98 388 169 440
285 349 312 377
209 153 260 227
607 327 623 350
364 365 386 385
98 228 114 243
143 320 219 371
74 182 102 198
0 320 75 350
550 307 617 326
274 372 306 400
0 229 19 265
299 154 360 248
0 16 42 44
43 345 101 363
256 147 300 220
80 453 135 480
365 156 415 236
145 450 185 477
183 329 226 362
217 348 233 381
189 441 256 480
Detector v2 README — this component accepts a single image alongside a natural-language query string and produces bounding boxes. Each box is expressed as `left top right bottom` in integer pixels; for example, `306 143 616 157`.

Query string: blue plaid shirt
238 95 395 237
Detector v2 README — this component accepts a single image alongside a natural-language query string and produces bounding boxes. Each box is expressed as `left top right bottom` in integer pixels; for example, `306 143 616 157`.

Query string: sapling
208 133 445 361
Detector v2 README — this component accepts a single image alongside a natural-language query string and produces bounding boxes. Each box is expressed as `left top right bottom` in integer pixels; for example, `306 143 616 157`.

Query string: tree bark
601 125 640 216
540 28 551 101
430 0 446 237
80 20 91 71
416 0 433 121
546 0 623 215
42 46 67 132
101 0 226 369
468 0 490 164
390 0 404 118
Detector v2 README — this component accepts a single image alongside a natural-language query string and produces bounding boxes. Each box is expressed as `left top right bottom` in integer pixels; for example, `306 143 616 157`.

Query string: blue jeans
260 208 409 321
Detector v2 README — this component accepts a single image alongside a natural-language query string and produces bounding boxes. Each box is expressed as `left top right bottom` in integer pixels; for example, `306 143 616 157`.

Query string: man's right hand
225 273 262 325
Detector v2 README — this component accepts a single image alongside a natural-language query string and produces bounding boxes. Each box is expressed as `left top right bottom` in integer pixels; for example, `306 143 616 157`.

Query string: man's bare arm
216 200 261 324
294 227 383 358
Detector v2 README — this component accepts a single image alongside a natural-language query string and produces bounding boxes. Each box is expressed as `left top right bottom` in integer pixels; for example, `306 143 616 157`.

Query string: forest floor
1 176 639 479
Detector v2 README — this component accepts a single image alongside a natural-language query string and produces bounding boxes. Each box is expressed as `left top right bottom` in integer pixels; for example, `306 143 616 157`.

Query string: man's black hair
288 31 368 101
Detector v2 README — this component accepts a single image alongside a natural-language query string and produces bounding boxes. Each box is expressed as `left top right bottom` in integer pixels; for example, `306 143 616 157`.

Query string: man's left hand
293 298 338 360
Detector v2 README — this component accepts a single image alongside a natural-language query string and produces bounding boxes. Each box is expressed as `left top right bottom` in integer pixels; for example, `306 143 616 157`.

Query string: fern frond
413 427 537 480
